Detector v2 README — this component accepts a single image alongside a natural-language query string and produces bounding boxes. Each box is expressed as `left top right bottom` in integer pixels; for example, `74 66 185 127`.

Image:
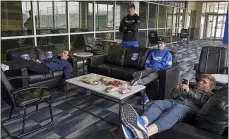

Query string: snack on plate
105 86 119 93
111 80 123 87
119 87 131 94
81 77 100 85
100 77 112 86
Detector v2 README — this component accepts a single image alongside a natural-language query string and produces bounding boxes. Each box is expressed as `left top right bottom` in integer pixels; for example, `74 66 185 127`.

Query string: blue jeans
122 40 138 47
143 99 194 133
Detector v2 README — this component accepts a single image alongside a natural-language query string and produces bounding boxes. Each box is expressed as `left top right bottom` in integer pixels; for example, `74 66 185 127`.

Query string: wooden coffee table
65 73 146 125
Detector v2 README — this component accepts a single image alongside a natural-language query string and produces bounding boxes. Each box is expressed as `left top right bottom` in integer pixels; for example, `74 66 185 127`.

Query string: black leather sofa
87 45 181 99
5 45 74 89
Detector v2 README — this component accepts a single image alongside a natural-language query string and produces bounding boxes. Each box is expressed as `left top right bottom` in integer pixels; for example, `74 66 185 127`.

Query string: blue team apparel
122 41 139 47
144 48 172 69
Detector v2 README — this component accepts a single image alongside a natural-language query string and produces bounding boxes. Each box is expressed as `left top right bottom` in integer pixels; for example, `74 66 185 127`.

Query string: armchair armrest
84 45 93 51
155 123 225 139
87 54 106 67
222 67 228 74
8 76 30 80
193 64 199 71
158 62 181 99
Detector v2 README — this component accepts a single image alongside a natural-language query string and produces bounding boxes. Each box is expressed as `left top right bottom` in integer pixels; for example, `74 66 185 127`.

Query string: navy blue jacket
144 48 172 70
42 58 72 79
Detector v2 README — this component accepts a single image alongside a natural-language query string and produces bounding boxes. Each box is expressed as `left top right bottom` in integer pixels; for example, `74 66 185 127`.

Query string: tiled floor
1 40 227 139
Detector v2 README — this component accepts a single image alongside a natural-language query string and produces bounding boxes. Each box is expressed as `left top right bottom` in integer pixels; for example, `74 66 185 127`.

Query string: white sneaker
1 64 9 71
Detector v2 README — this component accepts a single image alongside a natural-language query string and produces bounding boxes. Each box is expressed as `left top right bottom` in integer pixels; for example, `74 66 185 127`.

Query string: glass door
215 15 226 39
204 14 226 39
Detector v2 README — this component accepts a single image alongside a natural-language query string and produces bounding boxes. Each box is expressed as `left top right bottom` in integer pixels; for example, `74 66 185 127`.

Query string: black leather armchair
83 34 105 55
1 69 53 138
87 45 180 100
148 30 159 49
194 46 228 82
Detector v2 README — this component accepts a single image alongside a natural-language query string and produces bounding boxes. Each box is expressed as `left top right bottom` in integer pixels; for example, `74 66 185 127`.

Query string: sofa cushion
89 64 111 77
109 66 139 81
35 45 58 60
6 46 37 61
123 47 150 69
105 44 126 66
194 86 228 135
28 72 52 83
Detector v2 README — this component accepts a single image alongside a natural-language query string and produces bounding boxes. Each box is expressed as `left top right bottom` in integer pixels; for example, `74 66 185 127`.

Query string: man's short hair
128 4 135 9
63 49 72 58
201 74 216 89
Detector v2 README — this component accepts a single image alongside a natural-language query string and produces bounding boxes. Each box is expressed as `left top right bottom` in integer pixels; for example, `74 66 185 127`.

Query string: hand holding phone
181 79 189 85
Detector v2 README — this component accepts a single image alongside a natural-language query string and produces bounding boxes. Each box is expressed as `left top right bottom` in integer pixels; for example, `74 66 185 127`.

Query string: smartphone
181 79 189 85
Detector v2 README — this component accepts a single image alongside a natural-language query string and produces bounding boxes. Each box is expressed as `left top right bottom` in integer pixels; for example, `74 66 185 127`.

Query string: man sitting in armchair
121 74 216 139
130 37 172 104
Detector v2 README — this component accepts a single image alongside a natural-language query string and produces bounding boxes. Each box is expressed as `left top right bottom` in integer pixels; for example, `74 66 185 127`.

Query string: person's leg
131 68 155 86
142 100 176 125
139 69 159 85
4 59 50 73
147 103 193 136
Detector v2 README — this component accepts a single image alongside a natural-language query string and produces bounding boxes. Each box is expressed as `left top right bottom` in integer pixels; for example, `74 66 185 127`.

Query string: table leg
82 58 85 75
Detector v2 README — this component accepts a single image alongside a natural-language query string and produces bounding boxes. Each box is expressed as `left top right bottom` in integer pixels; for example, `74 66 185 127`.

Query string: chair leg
48 101 54 123
35 104 38 113
21 107 27 134
2 102 54 138
8 107 14 120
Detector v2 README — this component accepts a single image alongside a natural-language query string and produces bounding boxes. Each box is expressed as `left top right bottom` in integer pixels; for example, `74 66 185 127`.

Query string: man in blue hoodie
130 37 172 104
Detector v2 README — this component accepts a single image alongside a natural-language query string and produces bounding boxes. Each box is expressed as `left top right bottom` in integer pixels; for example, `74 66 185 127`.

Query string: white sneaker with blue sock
121 124 134 139
121 104 149 139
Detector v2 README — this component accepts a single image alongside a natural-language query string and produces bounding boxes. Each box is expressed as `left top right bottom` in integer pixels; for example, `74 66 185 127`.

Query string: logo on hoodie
47 51 53 58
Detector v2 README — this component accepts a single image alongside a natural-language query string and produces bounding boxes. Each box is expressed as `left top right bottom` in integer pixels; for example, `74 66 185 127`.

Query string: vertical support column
66 1 70 50
113 1 116 40
32 1 37 46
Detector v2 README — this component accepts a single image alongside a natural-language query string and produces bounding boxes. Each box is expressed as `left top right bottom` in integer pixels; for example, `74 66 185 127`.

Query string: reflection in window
158 5 166 28
34 1 67 34
115 2 130 29
95 2 114 31
148 3 157 28
138 30 146 47
1 1 33 37
139 2 147 29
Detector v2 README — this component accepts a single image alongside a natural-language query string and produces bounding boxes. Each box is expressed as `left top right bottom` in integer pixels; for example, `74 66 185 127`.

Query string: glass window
158 5 166 28
37 35 68 53
69 2 80 32
34 1 67 35
138 30 147 47
70 34 88 52
95 2 114 31
1 38 34 61
166 7 173 28
1 1 33 37
148 3 157 28
115 1 130 30
139 2 147 29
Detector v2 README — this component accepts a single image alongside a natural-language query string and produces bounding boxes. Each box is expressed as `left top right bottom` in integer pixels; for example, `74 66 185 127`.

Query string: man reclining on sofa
121 74 216 139
130 37 172 104
2 49 72 79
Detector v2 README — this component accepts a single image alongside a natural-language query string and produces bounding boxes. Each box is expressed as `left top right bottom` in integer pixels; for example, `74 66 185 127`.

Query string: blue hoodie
144 48 172 70
42 58 72 79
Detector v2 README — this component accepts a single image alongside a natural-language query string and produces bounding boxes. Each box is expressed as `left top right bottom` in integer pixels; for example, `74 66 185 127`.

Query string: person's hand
36 59 41 63
180 84 190 92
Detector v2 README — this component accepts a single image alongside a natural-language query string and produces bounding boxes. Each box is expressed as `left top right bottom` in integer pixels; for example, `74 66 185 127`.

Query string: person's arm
153 53 173 69
128 15 140 32
144 52 152 68
119 17 127 33
63 63 72 79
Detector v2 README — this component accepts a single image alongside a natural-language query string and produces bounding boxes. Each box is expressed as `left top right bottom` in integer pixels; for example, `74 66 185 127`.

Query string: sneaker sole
121 104 149 139
132 72 143 86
